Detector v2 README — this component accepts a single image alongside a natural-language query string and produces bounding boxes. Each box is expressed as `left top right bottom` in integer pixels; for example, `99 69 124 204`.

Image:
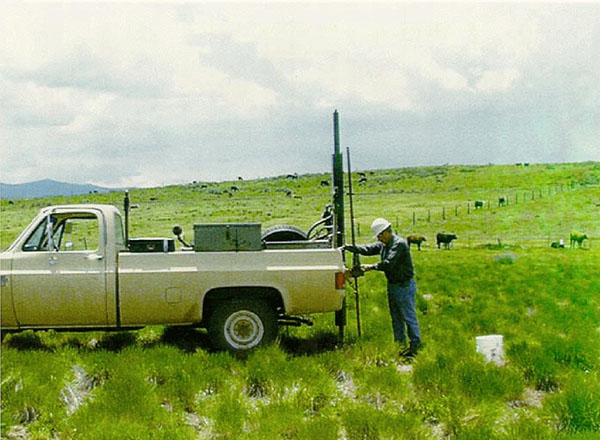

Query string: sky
1 1 599 188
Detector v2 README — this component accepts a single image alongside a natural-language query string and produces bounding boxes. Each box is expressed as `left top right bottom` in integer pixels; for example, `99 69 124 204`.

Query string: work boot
405 342 422 359
399 346 412 357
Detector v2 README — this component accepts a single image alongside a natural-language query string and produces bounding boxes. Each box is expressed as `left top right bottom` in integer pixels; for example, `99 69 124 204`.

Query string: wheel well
202 287 285 321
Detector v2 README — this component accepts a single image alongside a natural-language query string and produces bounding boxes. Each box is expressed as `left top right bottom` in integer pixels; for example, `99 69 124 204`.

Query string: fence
351 182 596 248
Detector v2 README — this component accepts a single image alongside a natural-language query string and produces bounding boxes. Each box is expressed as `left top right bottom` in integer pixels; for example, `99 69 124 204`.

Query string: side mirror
172 225 191 248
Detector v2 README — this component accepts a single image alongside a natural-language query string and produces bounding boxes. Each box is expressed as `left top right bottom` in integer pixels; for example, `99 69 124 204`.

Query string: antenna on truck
124 190 130 247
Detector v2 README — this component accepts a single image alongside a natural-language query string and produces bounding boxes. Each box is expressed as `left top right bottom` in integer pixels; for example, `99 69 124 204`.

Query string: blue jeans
387 278 421 347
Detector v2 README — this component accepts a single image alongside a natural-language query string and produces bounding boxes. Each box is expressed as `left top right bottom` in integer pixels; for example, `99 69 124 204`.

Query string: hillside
2 161 599 248
1 161 599 439
0 179 120 200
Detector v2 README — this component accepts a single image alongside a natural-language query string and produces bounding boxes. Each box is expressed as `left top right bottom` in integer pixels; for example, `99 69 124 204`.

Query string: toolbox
193 223 262 252
128 238 175 253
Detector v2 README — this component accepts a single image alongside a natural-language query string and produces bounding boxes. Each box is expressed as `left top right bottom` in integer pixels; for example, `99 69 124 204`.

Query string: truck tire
208 299 278 352
261 225 307 242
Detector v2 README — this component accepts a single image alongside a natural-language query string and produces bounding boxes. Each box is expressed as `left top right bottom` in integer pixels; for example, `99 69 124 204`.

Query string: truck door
11 210 108 327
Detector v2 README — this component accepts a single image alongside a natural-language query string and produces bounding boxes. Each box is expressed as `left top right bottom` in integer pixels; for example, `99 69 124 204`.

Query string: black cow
474 200 484 209
498 197 506 207
436 233 457 249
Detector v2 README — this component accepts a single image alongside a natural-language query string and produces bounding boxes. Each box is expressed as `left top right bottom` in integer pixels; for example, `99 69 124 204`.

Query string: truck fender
201 287 285 323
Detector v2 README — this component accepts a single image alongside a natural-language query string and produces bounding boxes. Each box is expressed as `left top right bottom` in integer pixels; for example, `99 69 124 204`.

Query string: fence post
455 205 458 216
412 212 416 226
428 210 431 223
467 203 470 214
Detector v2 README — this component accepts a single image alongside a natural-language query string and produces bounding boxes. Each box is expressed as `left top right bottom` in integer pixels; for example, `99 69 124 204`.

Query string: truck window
22 214 100 252
23 217 49 251
57 216 100 251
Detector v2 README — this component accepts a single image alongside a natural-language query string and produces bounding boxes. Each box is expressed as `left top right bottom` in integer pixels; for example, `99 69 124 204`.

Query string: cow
551 240 565 249
320 180 330 187
474 200 484 209
287 173 298 180
230 185 239 193
358 177 368 185
570 232 588 249
436 233 457 249
498 197 506 207
407 235 426 251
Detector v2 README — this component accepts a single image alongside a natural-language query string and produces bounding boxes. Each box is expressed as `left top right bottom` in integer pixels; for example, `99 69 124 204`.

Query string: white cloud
475 68 521 93
1 2 599 186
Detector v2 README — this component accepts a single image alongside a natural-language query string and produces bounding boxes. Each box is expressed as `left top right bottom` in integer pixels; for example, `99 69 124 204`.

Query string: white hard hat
371 218 392 238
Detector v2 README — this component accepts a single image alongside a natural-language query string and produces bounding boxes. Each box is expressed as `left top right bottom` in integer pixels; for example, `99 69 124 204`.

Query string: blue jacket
347 234 414 285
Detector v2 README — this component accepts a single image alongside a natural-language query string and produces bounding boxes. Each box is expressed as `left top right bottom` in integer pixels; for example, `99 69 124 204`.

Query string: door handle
86 254 104 261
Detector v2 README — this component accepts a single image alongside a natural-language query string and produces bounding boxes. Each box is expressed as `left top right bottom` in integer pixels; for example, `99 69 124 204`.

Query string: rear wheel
207 299 278 352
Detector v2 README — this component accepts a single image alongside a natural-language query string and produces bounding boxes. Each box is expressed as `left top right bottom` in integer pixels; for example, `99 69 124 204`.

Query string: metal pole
347 147 362 338
124 190 130 247
332 110 346 342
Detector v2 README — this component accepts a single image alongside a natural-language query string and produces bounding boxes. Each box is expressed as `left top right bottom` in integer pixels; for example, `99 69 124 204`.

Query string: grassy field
1 162 599 439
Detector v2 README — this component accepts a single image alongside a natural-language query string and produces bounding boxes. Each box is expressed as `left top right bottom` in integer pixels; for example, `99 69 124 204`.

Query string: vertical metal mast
346 147 362 337
332 110 346 341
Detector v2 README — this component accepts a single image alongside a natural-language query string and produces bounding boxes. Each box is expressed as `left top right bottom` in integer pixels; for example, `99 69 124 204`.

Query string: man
344 218 422 357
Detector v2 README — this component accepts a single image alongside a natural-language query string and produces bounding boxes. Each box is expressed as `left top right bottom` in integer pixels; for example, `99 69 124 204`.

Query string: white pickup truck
0 204 346 351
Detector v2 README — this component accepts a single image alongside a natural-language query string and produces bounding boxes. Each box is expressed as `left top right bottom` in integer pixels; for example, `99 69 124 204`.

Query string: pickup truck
0 204 346 352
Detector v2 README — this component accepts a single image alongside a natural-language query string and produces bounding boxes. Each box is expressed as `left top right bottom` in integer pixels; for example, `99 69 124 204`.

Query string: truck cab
1 205 125 329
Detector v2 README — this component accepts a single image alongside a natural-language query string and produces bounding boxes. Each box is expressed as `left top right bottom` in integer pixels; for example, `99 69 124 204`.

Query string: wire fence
351 182 598 249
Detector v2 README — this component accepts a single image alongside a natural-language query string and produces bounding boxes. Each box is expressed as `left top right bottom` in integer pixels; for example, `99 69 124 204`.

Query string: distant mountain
0 179 121 199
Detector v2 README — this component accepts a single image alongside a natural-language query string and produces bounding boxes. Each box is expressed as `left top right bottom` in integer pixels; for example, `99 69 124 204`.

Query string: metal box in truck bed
194 223 263 252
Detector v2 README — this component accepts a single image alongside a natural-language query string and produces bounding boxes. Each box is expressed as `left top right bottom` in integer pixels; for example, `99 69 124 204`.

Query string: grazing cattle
474 200 484 209
287 173 298 180
230 185 240 193
238 176 244 181
551 241 565 249
407 235 426 250
436 233 457 249
320 180 330 187
570 232 588 249
358 177 368 185
357 172 366 179
498 197 506 207
200 184 208 189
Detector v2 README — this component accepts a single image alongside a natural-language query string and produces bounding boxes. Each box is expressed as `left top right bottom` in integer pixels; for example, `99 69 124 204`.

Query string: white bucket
476 334 504 365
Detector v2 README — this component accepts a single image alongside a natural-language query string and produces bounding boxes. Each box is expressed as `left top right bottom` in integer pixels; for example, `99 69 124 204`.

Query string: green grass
2 161 600 439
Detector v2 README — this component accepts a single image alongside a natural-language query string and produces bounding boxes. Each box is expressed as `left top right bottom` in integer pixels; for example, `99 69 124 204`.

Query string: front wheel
207 299 278 352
